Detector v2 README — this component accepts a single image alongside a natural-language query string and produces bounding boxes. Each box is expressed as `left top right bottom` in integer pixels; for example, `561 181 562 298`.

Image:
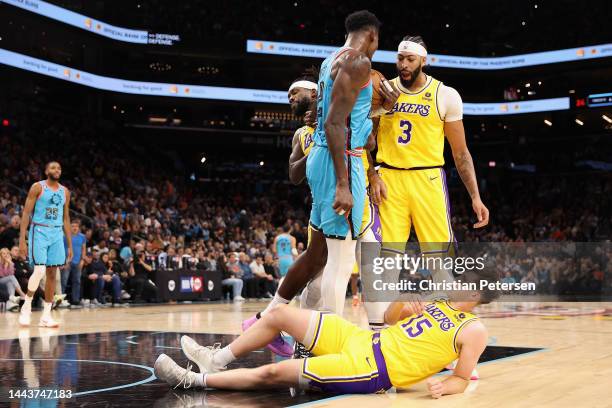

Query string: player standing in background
18 161 73 328
306 10 379 316
273 225 297 279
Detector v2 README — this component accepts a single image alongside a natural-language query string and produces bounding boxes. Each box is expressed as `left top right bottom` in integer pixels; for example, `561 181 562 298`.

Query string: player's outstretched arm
63 188 73 264
325 52 371 215
18 183 42 259
288 129 307 185
446 120 489 228
428 320 488 398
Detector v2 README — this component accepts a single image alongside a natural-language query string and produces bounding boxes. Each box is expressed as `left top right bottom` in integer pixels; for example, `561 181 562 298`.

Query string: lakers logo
304 133 313 149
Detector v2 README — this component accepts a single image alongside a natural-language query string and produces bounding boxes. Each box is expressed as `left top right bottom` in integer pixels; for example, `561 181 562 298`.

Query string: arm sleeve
438 84 463 122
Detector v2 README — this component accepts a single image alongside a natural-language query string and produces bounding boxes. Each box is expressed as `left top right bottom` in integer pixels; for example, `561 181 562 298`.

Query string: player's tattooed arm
445 120 489 228
288 129 307 185
18 182 42 259
326 51 371 214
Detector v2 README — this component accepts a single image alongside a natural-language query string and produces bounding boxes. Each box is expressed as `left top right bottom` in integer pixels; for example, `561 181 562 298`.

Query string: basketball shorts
306 145 366 240
299 311 392 394
28 224 66 267
377 167 455 255
278 256 294 277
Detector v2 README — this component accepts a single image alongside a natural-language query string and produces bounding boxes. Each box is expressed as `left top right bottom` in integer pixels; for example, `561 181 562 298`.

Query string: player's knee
266 303 289 326
258 363 281 383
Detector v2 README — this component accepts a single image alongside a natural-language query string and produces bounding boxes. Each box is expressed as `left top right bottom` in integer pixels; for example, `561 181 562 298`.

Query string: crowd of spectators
0 107 610 308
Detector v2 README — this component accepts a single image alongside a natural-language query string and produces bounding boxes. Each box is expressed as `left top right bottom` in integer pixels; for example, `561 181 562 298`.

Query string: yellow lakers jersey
297 125 315 156
380 301 478 388
376 76 445 169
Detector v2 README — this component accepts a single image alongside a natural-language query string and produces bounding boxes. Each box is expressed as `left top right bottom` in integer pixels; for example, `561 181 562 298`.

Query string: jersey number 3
397 120 412 145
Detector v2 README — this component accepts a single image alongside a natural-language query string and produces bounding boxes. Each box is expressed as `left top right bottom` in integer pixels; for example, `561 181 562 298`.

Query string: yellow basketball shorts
377 167 455 254
300 312 392 394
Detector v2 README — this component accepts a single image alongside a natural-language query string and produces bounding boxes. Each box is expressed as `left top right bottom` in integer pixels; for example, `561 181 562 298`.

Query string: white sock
320 235 357 316
27 265 46 292
42 301 52 319
212 346 236 367
21 295 33 312
194 373 207 388
261 293 290 316
299 272 322 310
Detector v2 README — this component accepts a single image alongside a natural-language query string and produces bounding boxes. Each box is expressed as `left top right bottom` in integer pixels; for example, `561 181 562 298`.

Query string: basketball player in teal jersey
273 225 297 278
18 161 73 328
306 10 379 315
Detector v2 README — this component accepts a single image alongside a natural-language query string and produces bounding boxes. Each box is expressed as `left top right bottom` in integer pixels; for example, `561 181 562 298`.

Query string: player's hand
380 80 400 111
427 377 444 399
19 241 27 260
368 172 387 205
333 183 353 216
472 198 490 228
304 110 317 128
403 294 425 316
66 248 73 265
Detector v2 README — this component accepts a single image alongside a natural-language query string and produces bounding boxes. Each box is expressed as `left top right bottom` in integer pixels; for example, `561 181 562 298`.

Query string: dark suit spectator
128 250 159 302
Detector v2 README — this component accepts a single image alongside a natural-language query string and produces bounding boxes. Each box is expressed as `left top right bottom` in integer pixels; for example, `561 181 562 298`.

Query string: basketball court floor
1 300 611 407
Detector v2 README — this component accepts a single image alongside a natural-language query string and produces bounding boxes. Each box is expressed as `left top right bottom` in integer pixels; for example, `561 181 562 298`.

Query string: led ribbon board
587 93 612 107
0 48 569 114
2 0 180 45
247 40 612 70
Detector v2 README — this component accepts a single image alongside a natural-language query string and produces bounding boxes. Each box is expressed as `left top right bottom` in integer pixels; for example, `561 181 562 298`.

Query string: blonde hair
0 248 12 266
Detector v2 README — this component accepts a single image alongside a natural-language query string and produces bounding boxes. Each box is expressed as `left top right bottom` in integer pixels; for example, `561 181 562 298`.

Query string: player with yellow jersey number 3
370 34 489 266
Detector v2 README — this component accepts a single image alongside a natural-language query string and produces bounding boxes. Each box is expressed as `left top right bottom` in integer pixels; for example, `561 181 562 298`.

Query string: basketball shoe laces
174 362 195 390
192 342 226 370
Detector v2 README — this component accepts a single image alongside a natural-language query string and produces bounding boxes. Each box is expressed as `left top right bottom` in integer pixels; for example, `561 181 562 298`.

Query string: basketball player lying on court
155 269 499 398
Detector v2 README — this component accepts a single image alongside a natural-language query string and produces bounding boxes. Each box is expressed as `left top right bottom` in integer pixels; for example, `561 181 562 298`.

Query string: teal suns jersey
32 180 66 227
276 234 293 257
313 47 373 150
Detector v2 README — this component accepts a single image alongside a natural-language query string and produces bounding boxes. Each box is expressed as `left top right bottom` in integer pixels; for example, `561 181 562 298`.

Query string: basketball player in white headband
368 35 489 380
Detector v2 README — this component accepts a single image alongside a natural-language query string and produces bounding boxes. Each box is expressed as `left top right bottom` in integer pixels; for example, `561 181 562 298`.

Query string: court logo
192 277 203 292
168 280 176 292
181 276 204 293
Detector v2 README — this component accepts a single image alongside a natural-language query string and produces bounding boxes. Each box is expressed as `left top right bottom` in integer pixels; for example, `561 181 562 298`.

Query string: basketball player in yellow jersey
370 35 489 259
154 268 498 398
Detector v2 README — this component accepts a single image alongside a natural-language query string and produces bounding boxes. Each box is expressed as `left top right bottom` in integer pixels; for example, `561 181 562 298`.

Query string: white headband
398 40 428 57
288 80 317 93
